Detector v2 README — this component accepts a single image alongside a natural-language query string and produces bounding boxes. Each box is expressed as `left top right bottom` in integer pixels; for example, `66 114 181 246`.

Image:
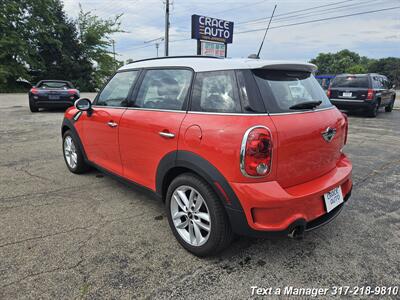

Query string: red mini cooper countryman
61 56 352 256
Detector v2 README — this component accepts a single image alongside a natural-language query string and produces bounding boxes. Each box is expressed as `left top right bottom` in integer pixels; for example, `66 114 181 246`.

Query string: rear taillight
68 89 78 95
240 126 272 177
326 88 331 98
366 89 374 100
342 112 348 145
30 88 38 94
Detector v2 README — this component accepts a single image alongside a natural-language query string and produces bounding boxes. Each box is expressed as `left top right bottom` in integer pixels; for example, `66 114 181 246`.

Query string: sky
62 0 400 62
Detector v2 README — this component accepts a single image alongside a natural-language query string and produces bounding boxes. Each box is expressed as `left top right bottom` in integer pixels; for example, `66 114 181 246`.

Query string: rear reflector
240 126 272 177
342 112 348 145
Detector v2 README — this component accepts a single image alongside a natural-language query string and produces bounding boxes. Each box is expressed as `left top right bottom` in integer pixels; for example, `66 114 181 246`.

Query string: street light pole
144 37 164 57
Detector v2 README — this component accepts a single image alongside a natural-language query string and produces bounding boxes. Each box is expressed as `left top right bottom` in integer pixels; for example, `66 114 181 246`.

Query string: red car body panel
179 113 278 183
118 109 186 190
270 108 346 188
230 155 352 231
78 107 125 175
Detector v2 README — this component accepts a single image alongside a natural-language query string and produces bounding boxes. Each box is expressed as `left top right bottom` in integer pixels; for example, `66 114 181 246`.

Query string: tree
77 7 123 90
368 57 400 87
0 1 32 91
310 49 369 74
310 49 400 87
0 0 123 92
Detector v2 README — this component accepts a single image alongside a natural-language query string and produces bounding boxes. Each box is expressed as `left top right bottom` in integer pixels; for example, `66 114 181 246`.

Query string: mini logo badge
321 127 336 142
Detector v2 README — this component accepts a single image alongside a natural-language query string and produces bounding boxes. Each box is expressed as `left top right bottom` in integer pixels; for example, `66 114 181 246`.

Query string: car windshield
253 69 332 113
331 76 369 88
38 81 71 89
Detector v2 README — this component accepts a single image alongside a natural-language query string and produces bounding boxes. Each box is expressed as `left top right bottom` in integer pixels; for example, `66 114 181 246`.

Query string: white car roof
119 57 317 73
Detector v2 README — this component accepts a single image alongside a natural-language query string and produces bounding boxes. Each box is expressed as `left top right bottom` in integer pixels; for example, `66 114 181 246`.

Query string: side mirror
392 84 396 89
74 98 92 111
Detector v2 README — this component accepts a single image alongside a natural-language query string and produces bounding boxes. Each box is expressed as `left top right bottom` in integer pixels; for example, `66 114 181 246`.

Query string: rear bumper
34 100 75 108
330 98 375 110
226 153 352 237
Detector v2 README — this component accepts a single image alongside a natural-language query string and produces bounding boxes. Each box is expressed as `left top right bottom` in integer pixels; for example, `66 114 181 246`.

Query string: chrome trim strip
91 105 335 115
240 125 273 178
330 99 365 102
188 106 335 116
91 105 186 113
126 107 186 113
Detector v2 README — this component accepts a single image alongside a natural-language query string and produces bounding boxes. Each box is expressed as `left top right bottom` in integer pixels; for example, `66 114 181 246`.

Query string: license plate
342 92 352 97
324 186 344 213
49 95 60 100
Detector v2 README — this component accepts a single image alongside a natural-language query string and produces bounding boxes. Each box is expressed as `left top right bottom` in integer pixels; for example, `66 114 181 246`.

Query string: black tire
62 130 89 174
29 98 39 112
166 173 233 257
367 101 379 118
385 97 395 112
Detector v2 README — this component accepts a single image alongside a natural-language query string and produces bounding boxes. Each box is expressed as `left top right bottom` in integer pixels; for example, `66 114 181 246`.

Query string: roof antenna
250 4 277 59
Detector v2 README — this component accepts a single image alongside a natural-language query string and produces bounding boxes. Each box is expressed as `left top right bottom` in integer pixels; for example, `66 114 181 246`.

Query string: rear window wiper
289 100 322 110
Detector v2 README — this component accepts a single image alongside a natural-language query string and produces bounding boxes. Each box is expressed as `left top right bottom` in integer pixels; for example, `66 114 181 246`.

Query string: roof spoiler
261 63 317 73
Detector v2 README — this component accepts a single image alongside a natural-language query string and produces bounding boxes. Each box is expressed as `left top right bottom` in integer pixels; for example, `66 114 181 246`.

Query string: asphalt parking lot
0 93 399 299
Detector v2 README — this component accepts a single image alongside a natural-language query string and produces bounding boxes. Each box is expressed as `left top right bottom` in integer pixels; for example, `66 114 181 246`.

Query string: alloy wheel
64 136 78 169
170 185 211 247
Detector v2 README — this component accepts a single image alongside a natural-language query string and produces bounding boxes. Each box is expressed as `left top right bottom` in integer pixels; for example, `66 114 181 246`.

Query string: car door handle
159 131 175 139
107 121 118 128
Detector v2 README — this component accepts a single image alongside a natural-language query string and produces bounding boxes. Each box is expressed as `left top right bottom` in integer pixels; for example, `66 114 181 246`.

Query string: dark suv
327 74 396 117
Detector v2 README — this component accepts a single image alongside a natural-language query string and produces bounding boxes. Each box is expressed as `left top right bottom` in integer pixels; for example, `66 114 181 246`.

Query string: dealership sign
191 14 234 44
201 41 226 58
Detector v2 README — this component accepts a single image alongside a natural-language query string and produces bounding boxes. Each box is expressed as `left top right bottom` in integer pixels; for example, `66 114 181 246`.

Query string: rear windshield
331 76 369 88
37 81 72 89
253 70 332 113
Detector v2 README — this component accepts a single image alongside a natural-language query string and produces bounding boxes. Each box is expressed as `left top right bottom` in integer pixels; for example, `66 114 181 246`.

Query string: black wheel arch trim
156 150 244 212
61 117 88 161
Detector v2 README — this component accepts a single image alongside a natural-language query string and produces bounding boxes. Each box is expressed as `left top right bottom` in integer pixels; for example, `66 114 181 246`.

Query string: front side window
191 71 241 113
253 70 332 113
97 71 139 107
134 69 192 110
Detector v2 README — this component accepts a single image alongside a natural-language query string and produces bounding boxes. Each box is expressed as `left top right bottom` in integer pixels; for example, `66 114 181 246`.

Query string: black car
327 74 396 117
29 80 80 112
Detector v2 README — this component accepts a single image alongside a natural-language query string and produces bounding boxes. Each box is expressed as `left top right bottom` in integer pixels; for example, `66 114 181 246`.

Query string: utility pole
164 0 170 56
112 39 116 70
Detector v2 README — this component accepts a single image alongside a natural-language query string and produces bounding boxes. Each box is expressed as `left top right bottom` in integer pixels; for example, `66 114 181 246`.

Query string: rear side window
97 71 139 107
134 69 192 110
253 70 332 113
191 70 241 113
331 76 369 88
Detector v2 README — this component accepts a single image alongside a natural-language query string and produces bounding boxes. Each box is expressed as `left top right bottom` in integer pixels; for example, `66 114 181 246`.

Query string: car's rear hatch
329 75 370 100
252 67 346 188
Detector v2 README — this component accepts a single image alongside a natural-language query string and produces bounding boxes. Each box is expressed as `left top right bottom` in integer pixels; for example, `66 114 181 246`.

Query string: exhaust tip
288 226 305 240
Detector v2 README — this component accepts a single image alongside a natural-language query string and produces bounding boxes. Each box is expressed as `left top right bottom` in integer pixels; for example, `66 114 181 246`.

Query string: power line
236 0 356 25
263 0 382 24
127 5 399 51
235 6 400 35
212 0 268 16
